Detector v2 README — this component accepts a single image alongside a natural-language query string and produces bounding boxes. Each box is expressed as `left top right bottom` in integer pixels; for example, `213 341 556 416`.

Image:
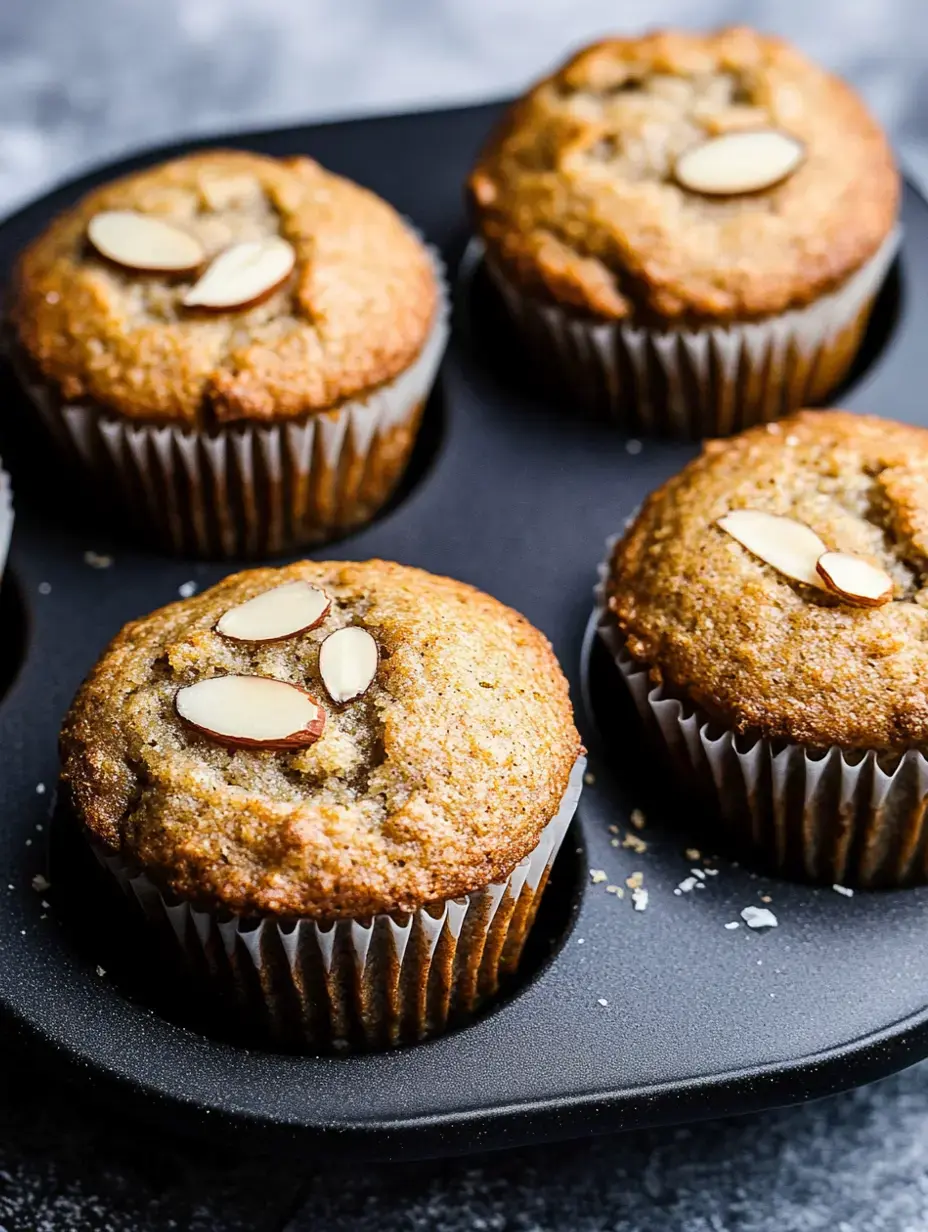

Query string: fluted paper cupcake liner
93 755 585 1052
0 465 12 586
489 227 899 439
594 544 928 888
15 251 448 558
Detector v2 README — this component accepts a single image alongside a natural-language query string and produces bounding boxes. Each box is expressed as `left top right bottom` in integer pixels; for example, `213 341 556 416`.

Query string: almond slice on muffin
599 410 928 888
61 559 584 1049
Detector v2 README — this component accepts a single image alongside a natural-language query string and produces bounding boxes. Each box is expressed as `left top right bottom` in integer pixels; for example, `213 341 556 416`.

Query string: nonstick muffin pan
0 102 927 1161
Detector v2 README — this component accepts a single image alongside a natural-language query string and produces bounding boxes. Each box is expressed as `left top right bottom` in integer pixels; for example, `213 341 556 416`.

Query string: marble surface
1 2 927 1229
2 0 928 214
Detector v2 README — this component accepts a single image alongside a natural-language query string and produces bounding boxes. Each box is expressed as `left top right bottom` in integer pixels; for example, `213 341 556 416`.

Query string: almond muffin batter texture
62 560 582 920
470 28 898 326
10 149 438 424
607 411 928 752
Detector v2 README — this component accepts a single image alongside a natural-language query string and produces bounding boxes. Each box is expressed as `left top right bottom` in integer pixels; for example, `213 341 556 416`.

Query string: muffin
8 150 448 557
60 559 585 1049
596 410 928 888
469 28 900 437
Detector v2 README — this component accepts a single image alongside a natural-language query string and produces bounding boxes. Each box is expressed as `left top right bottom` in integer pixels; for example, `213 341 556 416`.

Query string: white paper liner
489 227 900 438
594 539 928 888
93 755 586 1051
0 464 12 586
15 249 449 558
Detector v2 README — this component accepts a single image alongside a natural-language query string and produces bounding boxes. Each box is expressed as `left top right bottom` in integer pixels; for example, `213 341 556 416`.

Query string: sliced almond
815 551 894 608
175 675 325 749
216 582 330 643
87 211 205 273
675 130 805 196
717 509 827 589
319 627 378 704
182 236 295 310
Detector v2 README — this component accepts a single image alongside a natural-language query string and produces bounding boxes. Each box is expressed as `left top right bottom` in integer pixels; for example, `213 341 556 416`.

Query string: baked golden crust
10 150 438 425
61 560 582 919
607 411 928 752
469 28 899 324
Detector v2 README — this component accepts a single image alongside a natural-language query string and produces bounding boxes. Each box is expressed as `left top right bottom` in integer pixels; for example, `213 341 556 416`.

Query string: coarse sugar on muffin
61 560 584 1046
469 28 900 436
598 410 928 887
8 150 447 556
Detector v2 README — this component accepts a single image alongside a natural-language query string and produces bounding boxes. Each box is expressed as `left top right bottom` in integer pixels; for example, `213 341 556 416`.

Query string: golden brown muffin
11 149 438 425
470 28 898 325
8 151 447 557
607 411 928 752
62 559 582 918
61 559 583 1047
600 410 928 888
468 29 899 436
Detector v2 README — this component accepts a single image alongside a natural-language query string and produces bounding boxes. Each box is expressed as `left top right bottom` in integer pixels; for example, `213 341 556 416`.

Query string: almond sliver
87 211 205 273
717 510 827 588
175 675 325 749
675 130 805 196
183 236 295 310
319 626 379 704
816 551 894 608
216 582 330 642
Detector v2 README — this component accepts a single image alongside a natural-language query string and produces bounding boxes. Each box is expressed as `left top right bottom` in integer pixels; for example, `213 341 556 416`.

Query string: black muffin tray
1 102 927 1161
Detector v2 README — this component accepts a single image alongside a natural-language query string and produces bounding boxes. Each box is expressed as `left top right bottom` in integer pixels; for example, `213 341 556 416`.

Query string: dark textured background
2 2 927 1227
2 1035 928 1230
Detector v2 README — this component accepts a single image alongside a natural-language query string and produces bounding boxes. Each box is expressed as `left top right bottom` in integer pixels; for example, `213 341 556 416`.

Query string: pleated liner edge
93 755 586 1051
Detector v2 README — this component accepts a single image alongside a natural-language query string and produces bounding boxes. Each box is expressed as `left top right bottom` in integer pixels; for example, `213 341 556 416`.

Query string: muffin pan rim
1 102 928 1159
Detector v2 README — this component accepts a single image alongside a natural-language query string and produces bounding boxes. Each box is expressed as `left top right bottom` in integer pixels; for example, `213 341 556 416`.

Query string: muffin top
606 411 928 752
61 560 581 918
469 28 899 325
10 150 438 426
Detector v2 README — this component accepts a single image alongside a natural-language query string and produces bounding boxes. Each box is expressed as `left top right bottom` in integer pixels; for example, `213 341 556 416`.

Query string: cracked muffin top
10 150 438 425
606 411 928 752
469 28 899 325
61 559 582 919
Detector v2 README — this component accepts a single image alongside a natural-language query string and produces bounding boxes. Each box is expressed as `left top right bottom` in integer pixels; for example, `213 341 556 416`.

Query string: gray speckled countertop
3 0 928 212
2 1036 927 1231
1 2 928 1228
